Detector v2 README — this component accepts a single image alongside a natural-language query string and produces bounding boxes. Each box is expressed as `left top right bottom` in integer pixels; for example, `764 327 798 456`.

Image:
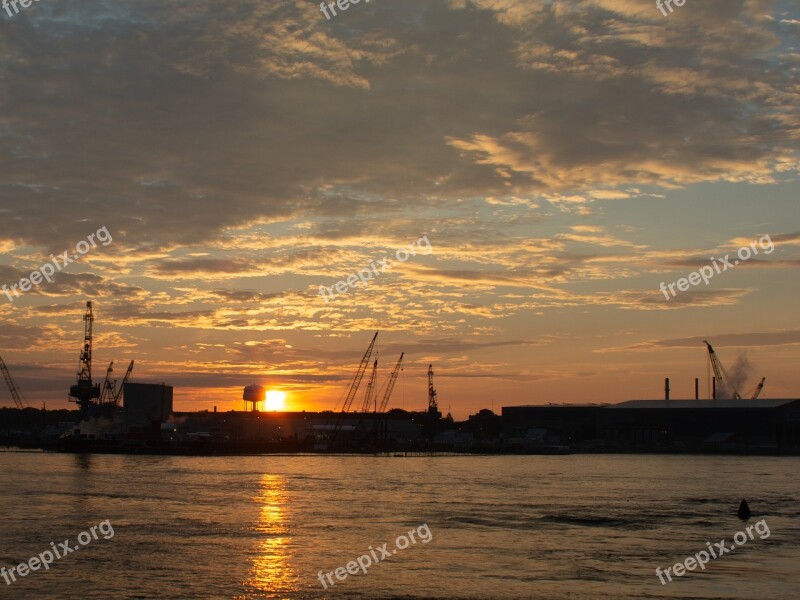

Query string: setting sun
265 390 286 412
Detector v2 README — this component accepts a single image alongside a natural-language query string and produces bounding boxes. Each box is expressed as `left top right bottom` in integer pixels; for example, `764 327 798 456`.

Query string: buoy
738 498 751 520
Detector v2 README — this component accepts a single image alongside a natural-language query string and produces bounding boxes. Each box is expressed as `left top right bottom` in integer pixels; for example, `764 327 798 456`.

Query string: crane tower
427 364 439 415
69 301 101 412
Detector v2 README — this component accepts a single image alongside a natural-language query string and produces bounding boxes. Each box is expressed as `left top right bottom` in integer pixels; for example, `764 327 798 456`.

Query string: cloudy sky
0 0 798 416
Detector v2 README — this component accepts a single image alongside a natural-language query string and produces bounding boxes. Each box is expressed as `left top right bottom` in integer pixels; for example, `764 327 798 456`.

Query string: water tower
243 384 266 411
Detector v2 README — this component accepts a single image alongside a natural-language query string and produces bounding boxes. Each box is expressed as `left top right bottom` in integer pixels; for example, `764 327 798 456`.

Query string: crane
68 301 101 411
428 364 439 413
359 359 379 413
341 332 378 414
378 353 404 413
0 355 26 409
704 341 742 399
112 360 134 406
99 361 115 405
330 332 378 440
749 377 766 400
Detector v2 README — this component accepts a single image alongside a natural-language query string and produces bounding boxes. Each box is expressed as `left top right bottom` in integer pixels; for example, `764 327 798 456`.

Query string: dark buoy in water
738 498 751 520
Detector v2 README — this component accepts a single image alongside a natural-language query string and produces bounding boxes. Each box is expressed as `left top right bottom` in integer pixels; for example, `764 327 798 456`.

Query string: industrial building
503 404 606 444
503 399 800 451
124 382 174 439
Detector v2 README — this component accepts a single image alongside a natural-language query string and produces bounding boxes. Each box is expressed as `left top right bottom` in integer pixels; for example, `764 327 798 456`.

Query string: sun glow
265 390 286 411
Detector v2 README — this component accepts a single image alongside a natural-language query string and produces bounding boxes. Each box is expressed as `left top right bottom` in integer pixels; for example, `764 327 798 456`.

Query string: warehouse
502 399 800 451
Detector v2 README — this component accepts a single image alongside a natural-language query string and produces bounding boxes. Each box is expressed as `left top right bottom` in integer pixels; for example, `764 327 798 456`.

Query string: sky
0 0 798 418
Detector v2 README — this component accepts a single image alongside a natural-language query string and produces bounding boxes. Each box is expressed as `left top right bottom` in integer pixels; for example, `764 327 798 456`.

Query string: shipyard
2 3 799 597
2 302 799 455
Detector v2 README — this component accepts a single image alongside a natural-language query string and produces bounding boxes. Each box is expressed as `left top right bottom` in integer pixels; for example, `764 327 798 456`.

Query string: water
0 452 797 599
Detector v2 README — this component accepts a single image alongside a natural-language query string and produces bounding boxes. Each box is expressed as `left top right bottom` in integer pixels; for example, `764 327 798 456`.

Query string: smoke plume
719 353 753 399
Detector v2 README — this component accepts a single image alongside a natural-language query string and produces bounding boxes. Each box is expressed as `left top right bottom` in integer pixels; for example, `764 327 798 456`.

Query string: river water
0 452 797 599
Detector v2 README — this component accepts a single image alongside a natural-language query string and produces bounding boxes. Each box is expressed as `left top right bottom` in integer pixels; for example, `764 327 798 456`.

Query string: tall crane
69 301 101 411
0 355 26 409
360 359 379 413
99 361 115 405
341 332 378 414
703 341 742 399
428 364 439 413
112 360 134 406
330 332 378 440
378 353 404 413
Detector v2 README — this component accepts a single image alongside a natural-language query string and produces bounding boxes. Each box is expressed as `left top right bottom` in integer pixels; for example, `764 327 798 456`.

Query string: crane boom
360 359 378 413
112 360 134 405
704 341 742 399
341 332 378 413
751 377 766 399
378 353 404 413
0 355 26 409
99 361 115 404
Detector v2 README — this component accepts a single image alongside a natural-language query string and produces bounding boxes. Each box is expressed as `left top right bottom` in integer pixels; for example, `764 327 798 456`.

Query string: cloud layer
0 0 798 412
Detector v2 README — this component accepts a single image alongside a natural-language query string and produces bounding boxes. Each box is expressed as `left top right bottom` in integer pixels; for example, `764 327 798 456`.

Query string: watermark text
656 519 770 584
317 523 432 589
2 226 113 303
1 519 114 585
660 234 773 300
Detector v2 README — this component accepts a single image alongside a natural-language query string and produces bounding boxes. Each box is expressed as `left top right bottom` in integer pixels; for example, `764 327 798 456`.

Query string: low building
502 399 800 450
502 404 606 444
600 399 800 449
163 409 421 449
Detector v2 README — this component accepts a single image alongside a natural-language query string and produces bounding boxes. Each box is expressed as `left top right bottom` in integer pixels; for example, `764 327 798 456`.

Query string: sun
265 390 286 411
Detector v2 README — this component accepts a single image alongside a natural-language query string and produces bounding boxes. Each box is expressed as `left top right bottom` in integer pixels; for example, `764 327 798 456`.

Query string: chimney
665 377 670 401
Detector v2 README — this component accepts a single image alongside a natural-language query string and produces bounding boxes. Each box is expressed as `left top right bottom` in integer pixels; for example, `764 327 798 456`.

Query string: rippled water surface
0 452 798 599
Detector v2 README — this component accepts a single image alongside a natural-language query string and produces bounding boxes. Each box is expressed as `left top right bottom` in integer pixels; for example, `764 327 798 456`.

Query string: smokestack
665 377 670 401
695 378 699 400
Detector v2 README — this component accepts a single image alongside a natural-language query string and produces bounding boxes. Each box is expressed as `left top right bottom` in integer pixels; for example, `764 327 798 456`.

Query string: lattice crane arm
704 341 742 399
99 361 114 404
341 332 378 413
0 355 26 409
378 353 404 413
112 360 134 405
751 377 766 399
359 359 378 413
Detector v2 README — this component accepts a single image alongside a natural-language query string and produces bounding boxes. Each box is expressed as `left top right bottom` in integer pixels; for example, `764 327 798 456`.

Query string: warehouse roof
607 399 799 409
503 399 800 410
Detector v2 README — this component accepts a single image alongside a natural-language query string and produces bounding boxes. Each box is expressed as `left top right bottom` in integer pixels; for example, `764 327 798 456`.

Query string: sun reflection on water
242 474 299 598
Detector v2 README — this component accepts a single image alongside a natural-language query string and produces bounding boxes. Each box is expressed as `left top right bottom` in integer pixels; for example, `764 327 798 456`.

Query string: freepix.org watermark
319 0 369 21
655 519 770 585
2 226 112 303
2 0 42 18
656 0 687 17
659 234 773 300
1 519 114 585
317 523 432 589
319 235 433 303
